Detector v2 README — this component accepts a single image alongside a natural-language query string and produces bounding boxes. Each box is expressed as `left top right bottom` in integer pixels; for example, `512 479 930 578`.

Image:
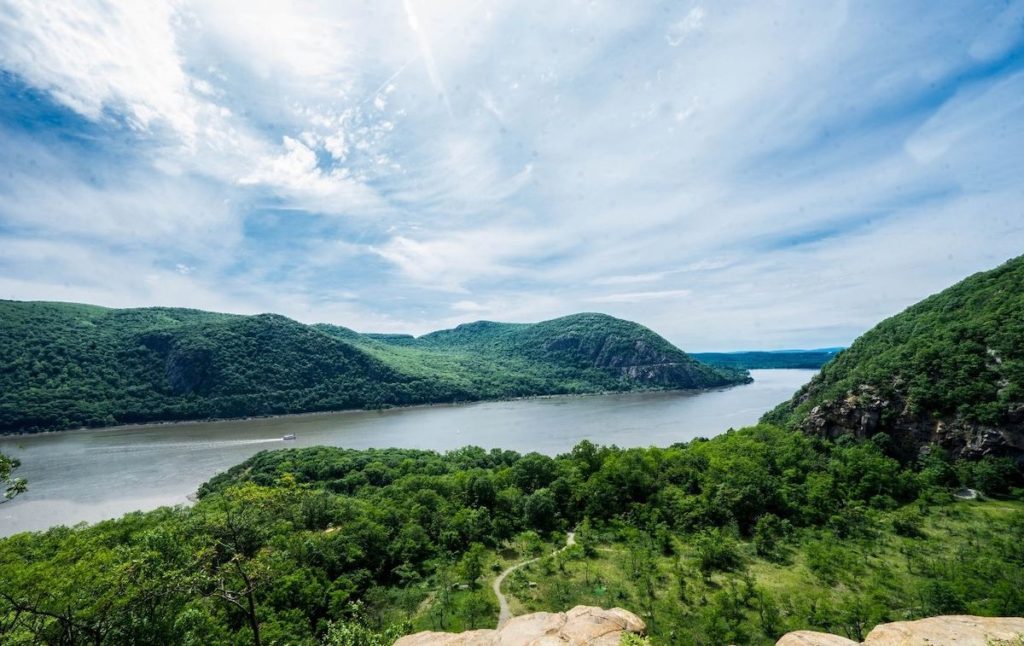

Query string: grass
496 498 1024 645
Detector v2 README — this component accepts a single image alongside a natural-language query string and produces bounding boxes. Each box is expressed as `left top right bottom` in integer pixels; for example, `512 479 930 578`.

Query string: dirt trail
492 531 575 628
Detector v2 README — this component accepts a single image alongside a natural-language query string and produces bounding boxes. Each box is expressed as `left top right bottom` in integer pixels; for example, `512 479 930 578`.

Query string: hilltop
765 255 1024 463
0 302 747 433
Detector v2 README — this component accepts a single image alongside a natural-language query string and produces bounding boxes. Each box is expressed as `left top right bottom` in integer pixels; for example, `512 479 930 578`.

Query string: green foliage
0 452 26 502
693 528 743 574
0 303 747 433
1 425 1021 644
766 255 1024 461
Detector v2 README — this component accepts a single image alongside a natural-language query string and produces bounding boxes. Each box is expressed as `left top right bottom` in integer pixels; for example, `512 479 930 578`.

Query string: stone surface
392 606 645 646
775 615 1024 646
863 615 1024 645
776 631 858 646
794 383 1024 464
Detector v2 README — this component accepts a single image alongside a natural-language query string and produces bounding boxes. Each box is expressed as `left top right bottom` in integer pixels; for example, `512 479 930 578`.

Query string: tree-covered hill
0 302 747 433
765 255 1024 463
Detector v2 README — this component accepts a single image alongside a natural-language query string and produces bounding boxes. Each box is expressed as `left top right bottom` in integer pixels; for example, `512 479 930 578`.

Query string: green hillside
0 302 747 433
765 255 1024 462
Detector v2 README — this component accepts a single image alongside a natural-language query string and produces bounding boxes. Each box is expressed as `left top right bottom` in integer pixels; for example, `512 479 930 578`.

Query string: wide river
0 369 813 536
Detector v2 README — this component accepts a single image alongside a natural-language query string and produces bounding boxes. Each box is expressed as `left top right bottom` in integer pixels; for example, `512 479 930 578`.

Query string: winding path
492 531 576 628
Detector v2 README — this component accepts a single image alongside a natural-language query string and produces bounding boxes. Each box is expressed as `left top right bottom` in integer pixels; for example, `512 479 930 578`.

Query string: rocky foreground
393 606 645 645
777 615 1024 645
393 611 1024 645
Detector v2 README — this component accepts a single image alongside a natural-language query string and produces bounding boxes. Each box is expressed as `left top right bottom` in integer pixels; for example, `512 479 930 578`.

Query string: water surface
0 369 813 535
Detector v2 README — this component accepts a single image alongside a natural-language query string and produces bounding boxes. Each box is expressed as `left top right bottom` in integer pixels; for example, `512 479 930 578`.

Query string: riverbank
0 370 816 536
0 379 752 438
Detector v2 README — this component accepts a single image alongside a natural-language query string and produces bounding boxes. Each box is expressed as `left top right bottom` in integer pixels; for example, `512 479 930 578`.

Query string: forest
768 255 1024 432
0 303 746 434
1 424 1021 645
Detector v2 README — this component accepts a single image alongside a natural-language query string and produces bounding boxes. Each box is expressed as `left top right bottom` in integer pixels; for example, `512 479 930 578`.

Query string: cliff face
777 615 1024 645
794 384 1024 462
393 606 646 646
765 255 1024 464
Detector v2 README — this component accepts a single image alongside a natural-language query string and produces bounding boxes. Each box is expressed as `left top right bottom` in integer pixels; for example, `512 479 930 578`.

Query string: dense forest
691 350 841 370
766 255 1024 462
0 304 747 434
1 426 1021 645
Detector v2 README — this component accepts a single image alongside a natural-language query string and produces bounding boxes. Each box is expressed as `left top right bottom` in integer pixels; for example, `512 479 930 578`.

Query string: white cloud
1 0 1023 351
0 1 198 139
451 300 487 312
587 289 692 304
666 7 706 46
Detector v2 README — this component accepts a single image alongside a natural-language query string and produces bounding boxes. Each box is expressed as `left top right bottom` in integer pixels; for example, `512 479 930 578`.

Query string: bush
693 528 742 574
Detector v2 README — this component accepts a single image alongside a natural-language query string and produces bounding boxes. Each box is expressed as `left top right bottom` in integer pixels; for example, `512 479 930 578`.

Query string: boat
282 434 297 441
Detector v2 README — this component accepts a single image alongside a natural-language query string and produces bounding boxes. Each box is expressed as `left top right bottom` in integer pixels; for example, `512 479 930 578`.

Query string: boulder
392 606 645 646
863 615 1024 645
776 631 858 646
775 615 1024 646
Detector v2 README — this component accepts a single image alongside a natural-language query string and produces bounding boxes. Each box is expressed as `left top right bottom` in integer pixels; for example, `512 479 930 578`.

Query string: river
0 369 814 536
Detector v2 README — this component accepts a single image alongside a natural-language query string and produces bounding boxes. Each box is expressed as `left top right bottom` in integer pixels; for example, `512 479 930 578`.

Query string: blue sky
0 1 1022 350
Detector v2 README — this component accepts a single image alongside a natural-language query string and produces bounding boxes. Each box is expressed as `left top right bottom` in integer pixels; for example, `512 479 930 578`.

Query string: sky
0 1 1022 351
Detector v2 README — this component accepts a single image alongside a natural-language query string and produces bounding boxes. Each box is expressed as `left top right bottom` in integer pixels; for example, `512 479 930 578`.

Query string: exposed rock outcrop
797 384 1024 463
776 615 1024 645
763 254 1024 465
393 606 645 646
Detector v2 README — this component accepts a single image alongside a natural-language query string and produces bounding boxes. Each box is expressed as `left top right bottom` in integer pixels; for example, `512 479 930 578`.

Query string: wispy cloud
1 0 1023 350
587 289 693 304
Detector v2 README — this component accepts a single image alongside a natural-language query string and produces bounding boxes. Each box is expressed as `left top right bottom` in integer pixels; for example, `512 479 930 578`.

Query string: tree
753 513 785 559
460 593 492 629
0 452 27 503
524 488 558 531
459 543 487 589
186 484 286 646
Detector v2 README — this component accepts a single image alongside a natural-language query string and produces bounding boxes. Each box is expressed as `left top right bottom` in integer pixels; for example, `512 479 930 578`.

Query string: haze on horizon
0 1 1022 351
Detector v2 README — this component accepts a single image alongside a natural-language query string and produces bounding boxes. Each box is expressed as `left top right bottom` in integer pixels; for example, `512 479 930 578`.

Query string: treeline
1 425 1021 644
692 350 840 370
0 303 746 434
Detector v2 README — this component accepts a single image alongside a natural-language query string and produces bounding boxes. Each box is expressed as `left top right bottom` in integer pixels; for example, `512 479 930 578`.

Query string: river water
0 369 814 536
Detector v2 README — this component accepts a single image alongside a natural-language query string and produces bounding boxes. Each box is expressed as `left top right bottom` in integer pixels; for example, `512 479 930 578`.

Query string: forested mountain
692 349 841 370
0 302 747 433
765 255 1024 462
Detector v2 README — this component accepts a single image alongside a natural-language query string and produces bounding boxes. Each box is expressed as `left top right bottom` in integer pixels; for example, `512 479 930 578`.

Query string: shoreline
0 377 765 439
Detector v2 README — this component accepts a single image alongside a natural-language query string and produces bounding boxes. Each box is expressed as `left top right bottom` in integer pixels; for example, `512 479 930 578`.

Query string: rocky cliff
393 606 645 645
777 615 1024 645
765 255 1024 464
794 384 1024 462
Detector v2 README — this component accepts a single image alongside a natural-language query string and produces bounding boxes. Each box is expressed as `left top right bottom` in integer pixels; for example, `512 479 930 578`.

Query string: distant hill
765 255 1024 462
692 349 841 370
0 303 748 433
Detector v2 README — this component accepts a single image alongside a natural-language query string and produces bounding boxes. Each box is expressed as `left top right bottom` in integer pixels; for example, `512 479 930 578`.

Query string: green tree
0 452 26 503
459 543 487 589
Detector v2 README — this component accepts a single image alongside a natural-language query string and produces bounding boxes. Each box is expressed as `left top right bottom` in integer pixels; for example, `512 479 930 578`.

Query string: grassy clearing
502 499 1024 645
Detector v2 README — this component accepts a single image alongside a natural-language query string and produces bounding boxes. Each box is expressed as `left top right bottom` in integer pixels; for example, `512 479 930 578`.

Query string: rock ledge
393 605 645 645
777 615 1024 645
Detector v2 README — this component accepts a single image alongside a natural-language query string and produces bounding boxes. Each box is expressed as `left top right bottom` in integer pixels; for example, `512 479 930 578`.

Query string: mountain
692 349 841 370
765 255 1024 462
0 303 748 433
